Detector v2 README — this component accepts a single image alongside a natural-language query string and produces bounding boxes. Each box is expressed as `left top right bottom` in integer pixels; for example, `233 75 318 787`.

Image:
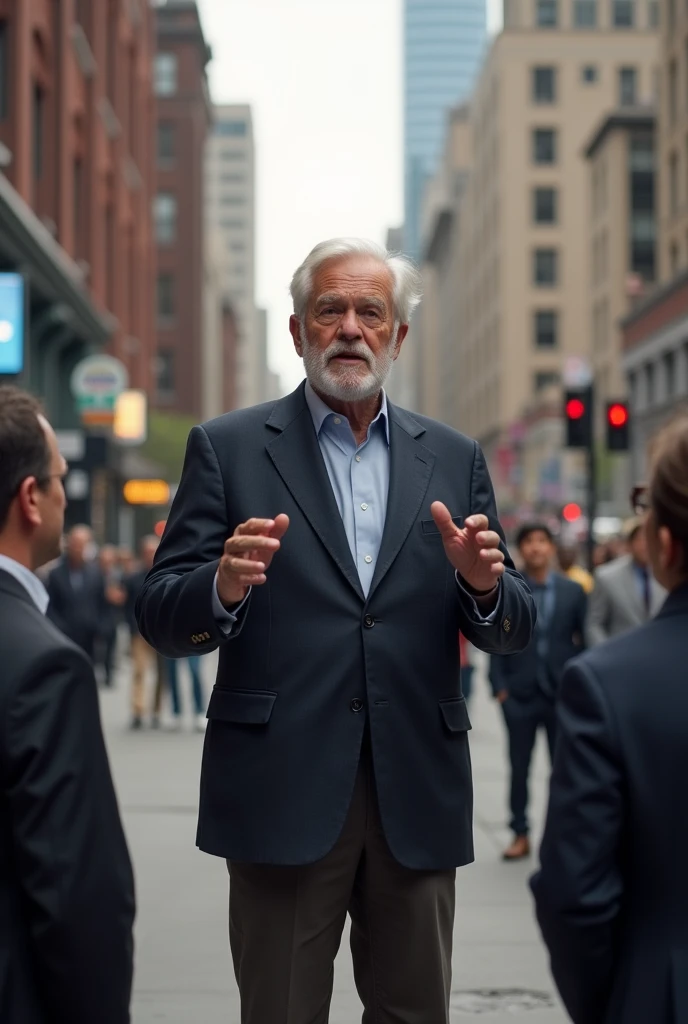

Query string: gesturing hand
217 515 290 608
430 502 505 595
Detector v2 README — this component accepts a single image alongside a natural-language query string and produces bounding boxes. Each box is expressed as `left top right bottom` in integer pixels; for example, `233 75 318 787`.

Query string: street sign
114 389 148 445
123 479 170 506
0 273 26 376
71 354 129 426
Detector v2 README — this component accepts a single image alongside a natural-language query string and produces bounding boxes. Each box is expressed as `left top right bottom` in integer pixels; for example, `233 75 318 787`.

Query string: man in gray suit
587 517 665 646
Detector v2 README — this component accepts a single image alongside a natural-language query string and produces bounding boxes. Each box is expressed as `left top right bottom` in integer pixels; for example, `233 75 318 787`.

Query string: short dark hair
0 386 51 532
516 522 554 549
650 413 688 571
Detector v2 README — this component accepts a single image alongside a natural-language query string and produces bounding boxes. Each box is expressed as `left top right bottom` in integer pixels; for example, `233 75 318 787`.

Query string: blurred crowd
38 528 207 732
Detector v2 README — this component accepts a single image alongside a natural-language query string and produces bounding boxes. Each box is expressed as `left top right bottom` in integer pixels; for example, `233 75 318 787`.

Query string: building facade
204 103 261 408
417 0 658 514
154 0 211 420
404 0 487 261
0 0 157 423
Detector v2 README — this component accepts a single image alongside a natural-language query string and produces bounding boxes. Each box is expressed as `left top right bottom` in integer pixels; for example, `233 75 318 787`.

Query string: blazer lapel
265 384 364 600
368 404 435 600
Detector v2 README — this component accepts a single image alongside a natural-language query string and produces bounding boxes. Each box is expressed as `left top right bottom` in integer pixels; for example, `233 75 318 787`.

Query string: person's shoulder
0 606 91 704
391 404 478 456
555 572 586 597
594 554 631 586
569 617 655 690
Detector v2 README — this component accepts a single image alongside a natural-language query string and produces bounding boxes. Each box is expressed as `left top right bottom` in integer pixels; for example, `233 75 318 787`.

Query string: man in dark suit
531 419 685 1024
0 385 135 1024
137 237 535 1022
490 522 587 861
46 523 109 661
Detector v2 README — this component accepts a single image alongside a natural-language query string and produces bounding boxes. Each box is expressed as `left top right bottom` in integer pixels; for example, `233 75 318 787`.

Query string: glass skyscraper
404 0 487 260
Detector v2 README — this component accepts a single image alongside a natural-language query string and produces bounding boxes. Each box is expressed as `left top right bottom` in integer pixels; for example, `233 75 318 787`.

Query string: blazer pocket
439 697 472 733
421 515 464 536
207 688 277 725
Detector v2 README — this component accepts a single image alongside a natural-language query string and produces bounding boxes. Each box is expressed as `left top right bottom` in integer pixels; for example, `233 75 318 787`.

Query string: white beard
300 323 398 402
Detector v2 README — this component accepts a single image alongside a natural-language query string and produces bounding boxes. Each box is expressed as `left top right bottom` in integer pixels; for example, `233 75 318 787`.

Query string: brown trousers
130 633 165 718
227 746 456 1024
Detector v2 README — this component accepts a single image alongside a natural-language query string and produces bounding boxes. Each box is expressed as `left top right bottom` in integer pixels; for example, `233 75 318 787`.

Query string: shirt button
364 555 373 564
333 417 341 424
361 503 368 511
350 698 365 713
355 455 361 462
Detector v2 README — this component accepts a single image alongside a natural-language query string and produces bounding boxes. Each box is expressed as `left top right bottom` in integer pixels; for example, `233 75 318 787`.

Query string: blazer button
364 615 375 629
350 698 365 713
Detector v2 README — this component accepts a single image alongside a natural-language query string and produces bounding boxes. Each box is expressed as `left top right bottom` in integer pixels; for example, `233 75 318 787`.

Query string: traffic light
564 387 592 449
606 401 630 452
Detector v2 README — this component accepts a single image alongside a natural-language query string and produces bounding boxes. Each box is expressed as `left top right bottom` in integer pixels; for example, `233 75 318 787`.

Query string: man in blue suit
491 523 587 861
137 238 535 1022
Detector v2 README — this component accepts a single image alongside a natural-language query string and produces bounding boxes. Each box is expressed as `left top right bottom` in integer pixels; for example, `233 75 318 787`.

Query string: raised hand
430 502 505 594
217 515 290 607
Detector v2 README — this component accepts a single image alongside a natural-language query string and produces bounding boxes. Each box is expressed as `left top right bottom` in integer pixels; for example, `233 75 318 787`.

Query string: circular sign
71 354 129 402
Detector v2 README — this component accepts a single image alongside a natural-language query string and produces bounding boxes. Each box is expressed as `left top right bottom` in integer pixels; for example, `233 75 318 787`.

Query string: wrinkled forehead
310 255 394 309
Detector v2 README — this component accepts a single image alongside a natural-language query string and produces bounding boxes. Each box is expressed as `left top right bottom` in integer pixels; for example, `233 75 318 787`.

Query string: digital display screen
0 273 25 376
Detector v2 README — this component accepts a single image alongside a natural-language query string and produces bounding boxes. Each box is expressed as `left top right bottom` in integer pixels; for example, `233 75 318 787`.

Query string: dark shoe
130 716 143 731
502 835 531 861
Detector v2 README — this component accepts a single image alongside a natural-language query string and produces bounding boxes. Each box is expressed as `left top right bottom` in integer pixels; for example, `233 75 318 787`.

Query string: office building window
532 128 557 163
0 21 8 120
157 273 174 318
664 351 676 401
220 150 245 161
582 65 598 83
670 151 679 215
613 0 635 23
534 371 560 391
532 67 557 103
221 195 246 206
629 133 655 280
153 193 177 244
667 0 675 28
649 0 659 25
619 67 637 106
214 120 247 137
574 0 597 24
534 248 558 285
157 122 176 165
221 218 245 229
537 0 558 25
73 158 84 259
534 310 559 348
156 350 175 396
670 242 680 275
154 53 178 97
533 187 558 223
32 84 44 181
669 60 678 125
220 172 245 183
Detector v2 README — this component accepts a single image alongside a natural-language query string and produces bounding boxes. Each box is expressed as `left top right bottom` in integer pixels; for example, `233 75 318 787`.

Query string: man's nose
338 308 362 338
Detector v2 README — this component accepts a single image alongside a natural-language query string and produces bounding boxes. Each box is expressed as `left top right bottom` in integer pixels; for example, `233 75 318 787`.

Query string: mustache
323 342 373 367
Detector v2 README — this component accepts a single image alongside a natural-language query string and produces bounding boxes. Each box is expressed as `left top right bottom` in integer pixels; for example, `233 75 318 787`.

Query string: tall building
205 103 261 408
154 0 212 420
417 0 658 513
0 0 157 421
404 0 487 260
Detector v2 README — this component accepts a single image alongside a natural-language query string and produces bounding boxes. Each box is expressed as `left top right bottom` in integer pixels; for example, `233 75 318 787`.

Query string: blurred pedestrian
491 522 587 861
166 656 207 731
586 516 665 646
531 414 688 1024
124 535 166 730
458 632 474 704
557 541 594 594
96 543 126 687
0 385 134 1024
46 524 108 662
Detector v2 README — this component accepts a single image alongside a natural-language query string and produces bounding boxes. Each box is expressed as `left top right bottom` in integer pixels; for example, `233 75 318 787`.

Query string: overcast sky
196 0 502 393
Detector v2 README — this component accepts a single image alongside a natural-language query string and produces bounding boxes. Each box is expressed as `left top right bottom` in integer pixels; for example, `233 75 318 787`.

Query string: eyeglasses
630 484 650 517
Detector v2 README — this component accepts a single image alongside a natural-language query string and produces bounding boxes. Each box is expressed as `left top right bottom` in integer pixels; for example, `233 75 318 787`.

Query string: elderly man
137 238 535 1022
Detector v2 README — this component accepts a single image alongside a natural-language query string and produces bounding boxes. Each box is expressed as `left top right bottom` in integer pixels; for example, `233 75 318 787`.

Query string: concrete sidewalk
101 651 566 1023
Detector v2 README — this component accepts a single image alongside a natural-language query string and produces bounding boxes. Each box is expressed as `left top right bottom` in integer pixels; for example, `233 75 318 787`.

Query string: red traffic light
566 398 586 420
608 403 628 428
562 503 582 523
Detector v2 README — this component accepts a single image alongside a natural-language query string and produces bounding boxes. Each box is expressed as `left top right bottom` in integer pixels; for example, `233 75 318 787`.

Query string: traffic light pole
586 383 597 572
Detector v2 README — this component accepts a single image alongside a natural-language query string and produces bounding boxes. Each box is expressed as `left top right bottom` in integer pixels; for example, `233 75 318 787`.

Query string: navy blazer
530 583 685 1024
136 383 535 869
46 559 108 651
489 573 587 700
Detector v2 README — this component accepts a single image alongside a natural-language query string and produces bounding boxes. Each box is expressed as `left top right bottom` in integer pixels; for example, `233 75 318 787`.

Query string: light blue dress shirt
0 554 50 614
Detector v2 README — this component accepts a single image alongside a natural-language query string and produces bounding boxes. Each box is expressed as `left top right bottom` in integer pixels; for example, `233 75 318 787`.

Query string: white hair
290 238 423 325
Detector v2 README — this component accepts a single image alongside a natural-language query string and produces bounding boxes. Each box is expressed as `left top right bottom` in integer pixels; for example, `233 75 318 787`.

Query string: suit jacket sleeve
6 647 135 1024
530 658 624 1024
456 443 535 654
586 573 611 647
136 424 251 657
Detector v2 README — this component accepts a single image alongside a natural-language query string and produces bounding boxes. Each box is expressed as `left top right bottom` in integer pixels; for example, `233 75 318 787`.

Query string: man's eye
362 310 381 320
320 308 338 317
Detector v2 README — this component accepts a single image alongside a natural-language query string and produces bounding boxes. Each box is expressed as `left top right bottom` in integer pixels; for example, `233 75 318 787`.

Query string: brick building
153 0 212 420
0 0 157 422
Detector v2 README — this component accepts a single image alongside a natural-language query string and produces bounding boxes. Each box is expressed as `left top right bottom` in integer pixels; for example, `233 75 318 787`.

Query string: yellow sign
114 390 148 444
123 479 170 506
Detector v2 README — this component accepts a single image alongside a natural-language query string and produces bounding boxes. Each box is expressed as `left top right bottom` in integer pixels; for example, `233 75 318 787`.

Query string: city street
102 651 566 1024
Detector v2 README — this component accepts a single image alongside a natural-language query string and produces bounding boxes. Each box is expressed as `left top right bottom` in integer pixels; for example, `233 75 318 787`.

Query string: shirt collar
0 554 50 615
304 379 390 445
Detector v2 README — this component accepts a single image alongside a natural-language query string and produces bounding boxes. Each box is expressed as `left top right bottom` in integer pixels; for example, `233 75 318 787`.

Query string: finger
489 562 506 577
225 535 281 555
477 533 504 551
464 514 489 531
430 501 461 539
269 514 290 540
235 518 276 536
479 547 505 563
237 573 267 586
223 556 266 575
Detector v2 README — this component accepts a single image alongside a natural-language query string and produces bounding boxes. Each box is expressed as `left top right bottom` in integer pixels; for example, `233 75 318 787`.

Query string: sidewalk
101 651 566 1023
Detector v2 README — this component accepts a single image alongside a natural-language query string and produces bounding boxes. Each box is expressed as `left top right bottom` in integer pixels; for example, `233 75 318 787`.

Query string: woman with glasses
531 413 688 1024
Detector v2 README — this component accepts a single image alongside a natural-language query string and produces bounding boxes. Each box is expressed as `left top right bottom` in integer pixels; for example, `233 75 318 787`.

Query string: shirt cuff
455 572 502 624
212 573 251 636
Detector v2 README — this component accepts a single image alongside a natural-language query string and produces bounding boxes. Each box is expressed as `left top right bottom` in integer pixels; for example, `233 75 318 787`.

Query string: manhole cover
451 989 555 1014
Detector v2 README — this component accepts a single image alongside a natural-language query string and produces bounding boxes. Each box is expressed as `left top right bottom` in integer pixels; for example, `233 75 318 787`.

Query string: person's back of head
0 386 67 572
646 414 688 594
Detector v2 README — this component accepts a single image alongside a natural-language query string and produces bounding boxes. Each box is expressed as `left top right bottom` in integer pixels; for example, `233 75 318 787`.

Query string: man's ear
290 315 303 356
17 477 42 528
393 323 409 360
